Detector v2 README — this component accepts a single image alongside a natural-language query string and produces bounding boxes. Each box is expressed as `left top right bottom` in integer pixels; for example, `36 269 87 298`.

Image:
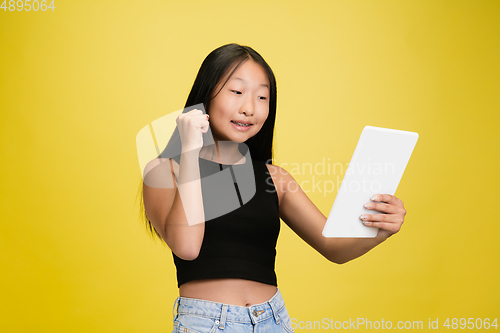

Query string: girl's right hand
176 109 210 152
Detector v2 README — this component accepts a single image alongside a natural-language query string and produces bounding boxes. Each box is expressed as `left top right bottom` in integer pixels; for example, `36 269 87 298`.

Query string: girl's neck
200 140 246 165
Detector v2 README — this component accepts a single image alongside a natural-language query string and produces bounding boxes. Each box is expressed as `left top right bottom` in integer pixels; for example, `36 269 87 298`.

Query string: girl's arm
143 110 210 261
267 165 406 264
142 152 205 261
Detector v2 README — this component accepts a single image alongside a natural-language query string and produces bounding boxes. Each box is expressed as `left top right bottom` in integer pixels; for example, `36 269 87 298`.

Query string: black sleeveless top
171 154 280 288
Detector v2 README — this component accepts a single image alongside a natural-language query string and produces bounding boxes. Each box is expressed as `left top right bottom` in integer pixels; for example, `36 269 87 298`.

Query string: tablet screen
322 126 419 238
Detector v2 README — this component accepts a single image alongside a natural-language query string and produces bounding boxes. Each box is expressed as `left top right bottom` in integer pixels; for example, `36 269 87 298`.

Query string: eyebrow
231 77 270 90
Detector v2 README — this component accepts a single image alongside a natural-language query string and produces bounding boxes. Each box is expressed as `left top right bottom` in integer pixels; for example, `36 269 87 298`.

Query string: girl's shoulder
143 157 178 188
264 163 293 207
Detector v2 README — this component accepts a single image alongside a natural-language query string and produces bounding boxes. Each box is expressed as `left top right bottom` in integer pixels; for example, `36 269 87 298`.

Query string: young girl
140 43 407 333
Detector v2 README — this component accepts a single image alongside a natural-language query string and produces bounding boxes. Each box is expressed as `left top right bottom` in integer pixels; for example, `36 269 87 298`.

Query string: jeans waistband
172 288 285 328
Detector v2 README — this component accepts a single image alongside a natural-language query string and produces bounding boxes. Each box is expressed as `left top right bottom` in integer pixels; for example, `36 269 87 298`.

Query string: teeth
233 121 250 127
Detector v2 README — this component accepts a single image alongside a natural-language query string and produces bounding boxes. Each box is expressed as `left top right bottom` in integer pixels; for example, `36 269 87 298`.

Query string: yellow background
1 0 499 331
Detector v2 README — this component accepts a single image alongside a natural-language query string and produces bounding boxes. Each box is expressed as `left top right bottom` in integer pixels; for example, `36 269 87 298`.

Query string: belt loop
172 297 180 319
218 304 228 329
268 298 281 324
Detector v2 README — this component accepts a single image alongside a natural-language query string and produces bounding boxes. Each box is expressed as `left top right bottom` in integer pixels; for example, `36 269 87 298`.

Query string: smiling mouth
231 121 252 127
230 121 253 132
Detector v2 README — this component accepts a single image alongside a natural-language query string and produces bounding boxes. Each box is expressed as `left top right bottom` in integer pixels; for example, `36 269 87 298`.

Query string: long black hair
137 43 278 242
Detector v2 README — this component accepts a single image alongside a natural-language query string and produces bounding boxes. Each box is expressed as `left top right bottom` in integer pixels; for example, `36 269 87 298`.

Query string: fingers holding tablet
359 193 407 237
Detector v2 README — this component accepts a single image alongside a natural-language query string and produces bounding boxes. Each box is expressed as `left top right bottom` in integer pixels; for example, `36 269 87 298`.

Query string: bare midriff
179 278 278 307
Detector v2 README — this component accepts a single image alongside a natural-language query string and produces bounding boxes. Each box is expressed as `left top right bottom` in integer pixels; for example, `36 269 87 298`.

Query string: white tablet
322 126 419 238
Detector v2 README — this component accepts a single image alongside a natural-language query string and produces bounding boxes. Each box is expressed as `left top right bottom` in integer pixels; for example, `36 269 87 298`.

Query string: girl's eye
231 90 267 100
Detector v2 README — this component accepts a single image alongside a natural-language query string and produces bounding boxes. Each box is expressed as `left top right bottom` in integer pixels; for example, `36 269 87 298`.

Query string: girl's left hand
359 194 406 240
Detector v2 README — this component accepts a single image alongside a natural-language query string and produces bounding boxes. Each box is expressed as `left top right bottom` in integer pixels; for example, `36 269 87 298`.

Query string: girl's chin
212 129 255 143
212 138 248 144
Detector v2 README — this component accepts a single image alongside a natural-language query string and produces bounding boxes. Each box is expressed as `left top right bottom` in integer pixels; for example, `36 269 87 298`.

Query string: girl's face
208 59 270 143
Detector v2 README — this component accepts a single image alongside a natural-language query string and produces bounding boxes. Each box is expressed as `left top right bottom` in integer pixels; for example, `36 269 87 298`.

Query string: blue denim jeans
171 288 294 333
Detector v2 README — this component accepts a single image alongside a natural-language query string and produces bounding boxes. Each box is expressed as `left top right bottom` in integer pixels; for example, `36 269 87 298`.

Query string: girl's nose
240 98 255 116
241 109 254 116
